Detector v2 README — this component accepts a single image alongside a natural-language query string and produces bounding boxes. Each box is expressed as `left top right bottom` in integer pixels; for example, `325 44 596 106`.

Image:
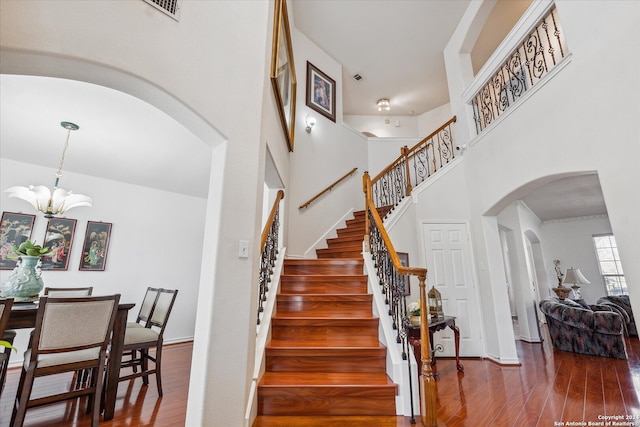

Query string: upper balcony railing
470 5 568 134
369 116 457 214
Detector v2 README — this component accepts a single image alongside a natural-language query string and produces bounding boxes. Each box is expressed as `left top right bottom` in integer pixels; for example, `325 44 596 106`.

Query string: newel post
402 146 413 197
418 272 437 427
362 171 371 252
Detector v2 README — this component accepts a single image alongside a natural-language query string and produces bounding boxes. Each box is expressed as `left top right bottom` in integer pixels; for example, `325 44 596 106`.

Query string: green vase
1 255 44 302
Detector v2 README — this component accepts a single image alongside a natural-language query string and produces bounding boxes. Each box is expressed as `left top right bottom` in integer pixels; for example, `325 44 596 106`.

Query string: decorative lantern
428 285 444 319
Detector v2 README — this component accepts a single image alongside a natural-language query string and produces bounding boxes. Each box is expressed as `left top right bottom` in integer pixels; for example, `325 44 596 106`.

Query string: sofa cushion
561 306 594 329
573 299 592 310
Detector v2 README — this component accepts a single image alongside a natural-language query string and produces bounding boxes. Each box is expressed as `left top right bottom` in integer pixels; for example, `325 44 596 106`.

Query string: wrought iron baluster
471 5 567 134
257 191 284 325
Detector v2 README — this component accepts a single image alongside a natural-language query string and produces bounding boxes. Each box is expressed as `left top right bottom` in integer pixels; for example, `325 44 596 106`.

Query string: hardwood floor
1 332 640 426
0 342 191 427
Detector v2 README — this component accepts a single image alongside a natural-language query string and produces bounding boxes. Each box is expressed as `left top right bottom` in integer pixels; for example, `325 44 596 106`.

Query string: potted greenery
408 300 421 326
0 240 52 302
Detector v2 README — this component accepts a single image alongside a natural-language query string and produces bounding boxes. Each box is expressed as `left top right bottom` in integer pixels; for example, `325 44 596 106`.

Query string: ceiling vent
353 73 363 82
143 0 181 20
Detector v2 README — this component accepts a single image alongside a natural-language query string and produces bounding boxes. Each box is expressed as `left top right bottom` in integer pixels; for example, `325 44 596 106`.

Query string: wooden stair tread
281 275 367 281
259 372 396 387
253 415 407 426
266 345 386 354
284 259 363 265
271 317 377 325
277 294 370 301
268 337 382 347
279 284 368 295
275 312 374 318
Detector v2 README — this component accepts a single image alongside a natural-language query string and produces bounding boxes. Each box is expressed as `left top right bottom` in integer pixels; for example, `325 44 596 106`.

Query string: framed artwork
0 212 36 270
397 252 411 295
79 221 112 271
306 61 336 122
41 218 77 270
270 0 297 152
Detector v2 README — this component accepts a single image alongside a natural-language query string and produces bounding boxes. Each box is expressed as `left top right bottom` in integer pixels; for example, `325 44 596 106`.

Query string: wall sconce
377 98 390 111
305 115 316 133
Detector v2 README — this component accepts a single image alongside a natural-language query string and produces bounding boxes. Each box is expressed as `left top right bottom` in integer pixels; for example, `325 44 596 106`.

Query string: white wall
416 103 453 137
344 102 452 139
344 115 419 138
496 202 544 342
442 0 640 360
540 215 612 304
286 29 369 257
367 138 419 178
0 158 206 364
1 1 276 425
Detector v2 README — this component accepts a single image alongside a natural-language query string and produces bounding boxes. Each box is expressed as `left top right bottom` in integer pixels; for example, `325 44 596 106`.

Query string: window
593 235 626 296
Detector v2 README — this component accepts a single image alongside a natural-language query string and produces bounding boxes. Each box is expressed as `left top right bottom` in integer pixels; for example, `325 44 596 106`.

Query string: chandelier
5 121 92 219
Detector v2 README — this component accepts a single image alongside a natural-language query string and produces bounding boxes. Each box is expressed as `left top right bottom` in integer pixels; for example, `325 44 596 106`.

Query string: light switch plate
239 240 249 258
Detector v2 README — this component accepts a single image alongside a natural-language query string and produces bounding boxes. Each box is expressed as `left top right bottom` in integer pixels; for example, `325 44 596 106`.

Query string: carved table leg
451 321 464 372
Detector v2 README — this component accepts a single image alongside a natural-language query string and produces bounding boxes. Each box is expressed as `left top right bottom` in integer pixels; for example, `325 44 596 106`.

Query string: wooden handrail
407 116 457 153
363 172 436 427
261 190 285 249
298 167 358 209
370 116 457 185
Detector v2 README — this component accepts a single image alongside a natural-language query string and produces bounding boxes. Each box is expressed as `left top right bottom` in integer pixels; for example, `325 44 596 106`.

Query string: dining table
7 301 136 421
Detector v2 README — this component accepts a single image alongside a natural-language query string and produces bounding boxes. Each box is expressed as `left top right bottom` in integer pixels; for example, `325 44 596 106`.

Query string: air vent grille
144 0 181 20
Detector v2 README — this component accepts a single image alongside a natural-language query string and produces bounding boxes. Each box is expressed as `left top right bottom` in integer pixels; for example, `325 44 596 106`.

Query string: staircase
256 210 398 417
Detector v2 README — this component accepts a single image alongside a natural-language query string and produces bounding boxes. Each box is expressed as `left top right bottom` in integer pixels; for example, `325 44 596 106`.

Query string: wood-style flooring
1 331 640 426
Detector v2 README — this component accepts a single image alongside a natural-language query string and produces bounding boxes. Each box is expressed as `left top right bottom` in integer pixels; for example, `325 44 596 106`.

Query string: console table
408 315 464 374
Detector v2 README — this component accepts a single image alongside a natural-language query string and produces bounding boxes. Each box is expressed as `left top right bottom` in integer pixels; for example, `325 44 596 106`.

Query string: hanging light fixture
5 121 92 219
377 98 390 111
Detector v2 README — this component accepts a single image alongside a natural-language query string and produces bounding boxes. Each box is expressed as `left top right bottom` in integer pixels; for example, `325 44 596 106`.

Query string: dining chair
127 287 160 329
0 298 15 393
11 294 120 427
119 288 178 396
44 286 94 297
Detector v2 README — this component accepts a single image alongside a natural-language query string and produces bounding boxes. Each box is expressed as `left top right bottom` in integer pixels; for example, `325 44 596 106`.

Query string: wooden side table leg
451 321 464 372
428 330 436 367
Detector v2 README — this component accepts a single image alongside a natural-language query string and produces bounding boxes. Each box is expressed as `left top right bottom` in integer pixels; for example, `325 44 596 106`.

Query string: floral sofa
596 295 637 337
539 298 627 359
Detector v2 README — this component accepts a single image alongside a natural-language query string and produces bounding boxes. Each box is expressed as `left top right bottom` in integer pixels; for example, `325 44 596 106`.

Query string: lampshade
4 122 92 218
377 98 390 111
563 267 590 286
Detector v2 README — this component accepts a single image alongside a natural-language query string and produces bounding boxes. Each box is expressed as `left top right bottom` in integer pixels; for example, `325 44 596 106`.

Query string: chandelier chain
55 128 72 181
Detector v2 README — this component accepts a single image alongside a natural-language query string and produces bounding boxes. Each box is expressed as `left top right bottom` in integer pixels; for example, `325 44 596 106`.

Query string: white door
422 223 484 357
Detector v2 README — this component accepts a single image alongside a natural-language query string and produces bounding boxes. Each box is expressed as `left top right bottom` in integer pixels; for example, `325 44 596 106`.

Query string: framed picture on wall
41 218 77 271
270 0 297 152
397 252 411 295
0 211 36 270
306 61 336 122
79 221 112 271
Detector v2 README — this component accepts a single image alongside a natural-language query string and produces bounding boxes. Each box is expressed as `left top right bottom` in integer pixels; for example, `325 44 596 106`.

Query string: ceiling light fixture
5 121 93 219
377 98 390 112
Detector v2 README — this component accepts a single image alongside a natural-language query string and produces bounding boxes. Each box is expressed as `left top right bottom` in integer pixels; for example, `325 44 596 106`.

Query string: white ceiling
0 74 211 198
0 2 608 221
291 0 471 116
